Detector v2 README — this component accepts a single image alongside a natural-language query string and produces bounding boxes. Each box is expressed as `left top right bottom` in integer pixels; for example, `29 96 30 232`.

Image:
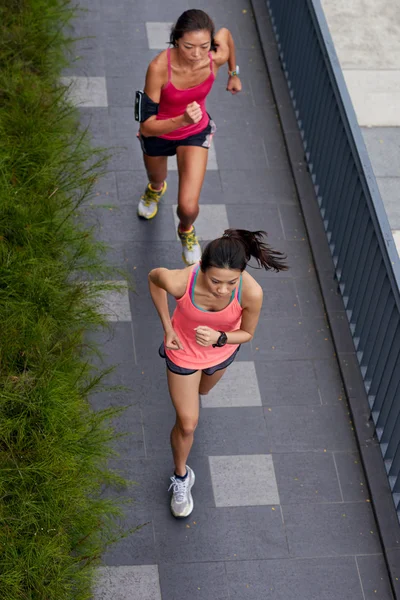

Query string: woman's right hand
183 101 202 125
165 328 184 351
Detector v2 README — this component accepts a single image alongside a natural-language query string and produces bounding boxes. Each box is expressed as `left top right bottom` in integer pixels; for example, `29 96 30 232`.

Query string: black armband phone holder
135 90 159 122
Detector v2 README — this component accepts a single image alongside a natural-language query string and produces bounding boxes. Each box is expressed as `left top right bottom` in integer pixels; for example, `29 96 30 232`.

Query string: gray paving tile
61 76 108 107
257 277 301 318
282 502 382 557
209 454 279 506
334 452 369 502
209 104 283 139
97 281 132 321
99 0 190 22
214 135 268 170
87 321 135 369
79 107 111 147
313 359 345 405
201 361 262 408
153 505 288 562
225 557 365 600
158 562 229 600
106 77 136 107
105 48 159 78
102 20 149 47
225 204 285 241
356 555 394 600
87 170 118 206
104 456 215 508
254 359 321 406
208 77 256 110
63 34 106 77
263 404 357 452
109 405 145 459
102 507 156 566
94 565 162 600
173 204 228 240
145 22 173 49
279 204 307 241
80 204 176 242
143 406 271 457
219 169 297 203
294 277 326 317
250 316 335 361
133 319 172 361
362 127 400 178
273 452 342 504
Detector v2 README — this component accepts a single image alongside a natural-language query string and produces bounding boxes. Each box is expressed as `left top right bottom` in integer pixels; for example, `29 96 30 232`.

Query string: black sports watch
212 331 228 348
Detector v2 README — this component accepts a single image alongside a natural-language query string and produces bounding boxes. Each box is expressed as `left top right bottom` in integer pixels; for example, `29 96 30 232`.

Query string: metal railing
266 0 400 514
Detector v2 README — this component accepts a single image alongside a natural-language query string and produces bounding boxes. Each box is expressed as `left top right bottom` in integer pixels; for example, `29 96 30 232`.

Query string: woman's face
177 29 211 63
203 267 241 299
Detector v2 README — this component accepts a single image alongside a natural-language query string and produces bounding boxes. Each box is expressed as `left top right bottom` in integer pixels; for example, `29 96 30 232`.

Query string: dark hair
200 229 288 273
170 9 216 50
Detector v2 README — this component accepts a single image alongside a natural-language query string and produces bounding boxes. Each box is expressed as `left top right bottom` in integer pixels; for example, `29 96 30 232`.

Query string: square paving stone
250 316 335 361
158 562 229 600
263 404 357 453
214 135 268 170
362 127 400 178
357 554 395 600
106 77 136 107
294 277 326 317
201 361 262 408
219 169 297 203
173 203 229 240
273 452 342 504
279 204 307 240
153 505 288 563
254 359 321 406
94 565 161 600
88 170 118 206
377 178 400 228
108 405 145 459
143 406 270 457
257 278 301 318
79 107 111 147
87 321 136 368
225 556 365 600
225 204 285 241
61 76 108 107
167 141 218 171
333 452 369 502
313 359 345 404
97 281 132 321
102 507 156 566
145 22 173 49
282 502 382 557
209 454 279 506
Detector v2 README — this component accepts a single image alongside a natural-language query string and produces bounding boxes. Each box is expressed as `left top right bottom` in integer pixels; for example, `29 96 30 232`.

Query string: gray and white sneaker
168 466 195 518
177 226 201 266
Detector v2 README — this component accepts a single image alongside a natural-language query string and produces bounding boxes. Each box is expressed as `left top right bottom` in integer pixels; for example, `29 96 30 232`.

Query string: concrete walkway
321 0 400 256
67 0 394 598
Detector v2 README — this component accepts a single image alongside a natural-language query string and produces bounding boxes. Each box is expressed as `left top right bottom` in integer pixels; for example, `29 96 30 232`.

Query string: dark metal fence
266 0 400 515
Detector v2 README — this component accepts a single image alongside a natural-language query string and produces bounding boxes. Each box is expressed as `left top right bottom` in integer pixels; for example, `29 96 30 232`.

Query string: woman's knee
176 417 198 437
177 201 199 222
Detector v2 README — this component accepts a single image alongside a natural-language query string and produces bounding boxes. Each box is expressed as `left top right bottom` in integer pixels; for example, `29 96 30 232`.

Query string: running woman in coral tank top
137 10 242 265
148 230 288 518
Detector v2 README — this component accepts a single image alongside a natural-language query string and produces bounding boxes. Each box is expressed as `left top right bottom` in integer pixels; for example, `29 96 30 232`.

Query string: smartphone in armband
135 90 159 122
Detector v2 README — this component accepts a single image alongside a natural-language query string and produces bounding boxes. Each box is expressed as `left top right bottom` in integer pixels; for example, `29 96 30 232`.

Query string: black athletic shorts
138 116 216 157
159 342 240 376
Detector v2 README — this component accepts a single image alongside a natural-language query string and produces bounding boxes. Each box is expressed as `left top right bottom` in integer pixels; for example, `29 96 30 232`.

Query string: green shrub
0 1 132 598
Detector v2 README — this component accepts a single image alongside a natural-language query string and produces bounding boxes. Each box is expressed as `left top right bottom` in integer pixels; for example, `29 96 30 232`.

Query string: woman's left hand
226 75 242 95
194 326 220 347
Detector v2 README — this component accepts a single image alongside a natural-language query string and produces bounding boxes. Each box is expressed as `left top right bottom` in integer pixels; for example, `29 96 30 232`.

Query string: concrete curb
250 0 400 597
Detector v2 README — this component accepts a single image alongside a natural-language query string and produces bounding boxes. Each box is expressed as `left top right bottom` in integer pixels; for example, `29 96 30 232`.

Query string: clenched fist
183 101 203 125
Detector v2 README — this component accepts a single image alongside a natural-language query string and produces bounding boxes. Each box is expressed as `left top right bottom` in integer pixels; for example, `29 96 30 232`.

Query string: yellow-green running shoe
178 225 201 265
137 181 167 219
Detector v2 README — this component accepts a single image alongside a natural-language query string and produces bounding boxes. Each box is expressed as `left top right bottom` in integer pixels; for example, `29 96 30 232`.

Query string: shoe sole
137 181 167 220
171 470 195 519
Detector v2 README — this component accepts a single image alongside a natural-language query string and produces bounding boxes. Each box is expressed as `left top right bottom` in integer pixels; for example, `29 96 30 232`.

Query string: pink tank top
165 264 243 369
156 48 215 141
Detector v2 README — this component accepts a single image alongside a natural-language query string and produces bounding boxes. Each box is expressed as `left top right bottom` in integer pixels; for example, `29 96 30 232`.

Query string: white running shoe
177 226 201 266
168 466 195 518
137 181 167 219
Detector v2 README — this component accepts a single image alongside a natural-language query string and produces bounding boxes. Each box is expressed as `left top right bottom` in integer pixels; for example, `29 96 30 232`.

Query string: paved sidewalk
321 0 400 256
67 1 394 598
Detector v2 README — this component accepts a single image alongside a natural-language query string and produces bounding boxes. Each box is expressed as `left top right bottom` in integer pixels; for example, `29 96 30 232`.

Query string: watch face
219 332 228 346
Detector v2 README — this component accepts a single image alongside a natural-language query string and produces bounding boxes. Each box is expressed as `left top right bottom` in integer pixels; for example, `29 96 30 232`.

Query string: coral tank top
165 264 243 369
156 48 215 140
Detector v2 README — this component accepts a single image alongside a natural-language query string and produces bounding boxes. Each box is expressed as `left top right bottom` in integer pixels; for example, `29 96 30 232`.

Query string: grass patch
0 1 134 598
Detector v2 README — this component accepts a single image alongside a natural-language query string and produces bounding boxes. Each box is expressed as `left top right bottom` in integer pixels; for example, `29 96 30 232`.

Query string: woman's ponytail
201 229 288 273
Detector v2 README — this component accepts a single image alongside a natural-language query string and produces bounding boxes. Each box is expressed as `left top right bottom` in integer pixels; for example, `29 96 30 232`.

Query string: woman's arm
139 58 201 136
212 28 242 95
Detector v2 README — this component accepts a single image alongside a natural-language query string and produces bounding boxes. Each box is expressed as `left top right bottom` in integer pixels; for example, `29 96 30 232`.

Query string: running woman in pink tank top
137 10 242 265
148 230 288 518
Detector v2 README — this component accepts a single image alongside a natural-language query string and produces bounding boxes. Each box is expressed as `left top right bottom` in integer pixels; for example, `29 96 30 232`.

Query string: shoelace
168 476 189 503
180 229 197 251
142 187 160 207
